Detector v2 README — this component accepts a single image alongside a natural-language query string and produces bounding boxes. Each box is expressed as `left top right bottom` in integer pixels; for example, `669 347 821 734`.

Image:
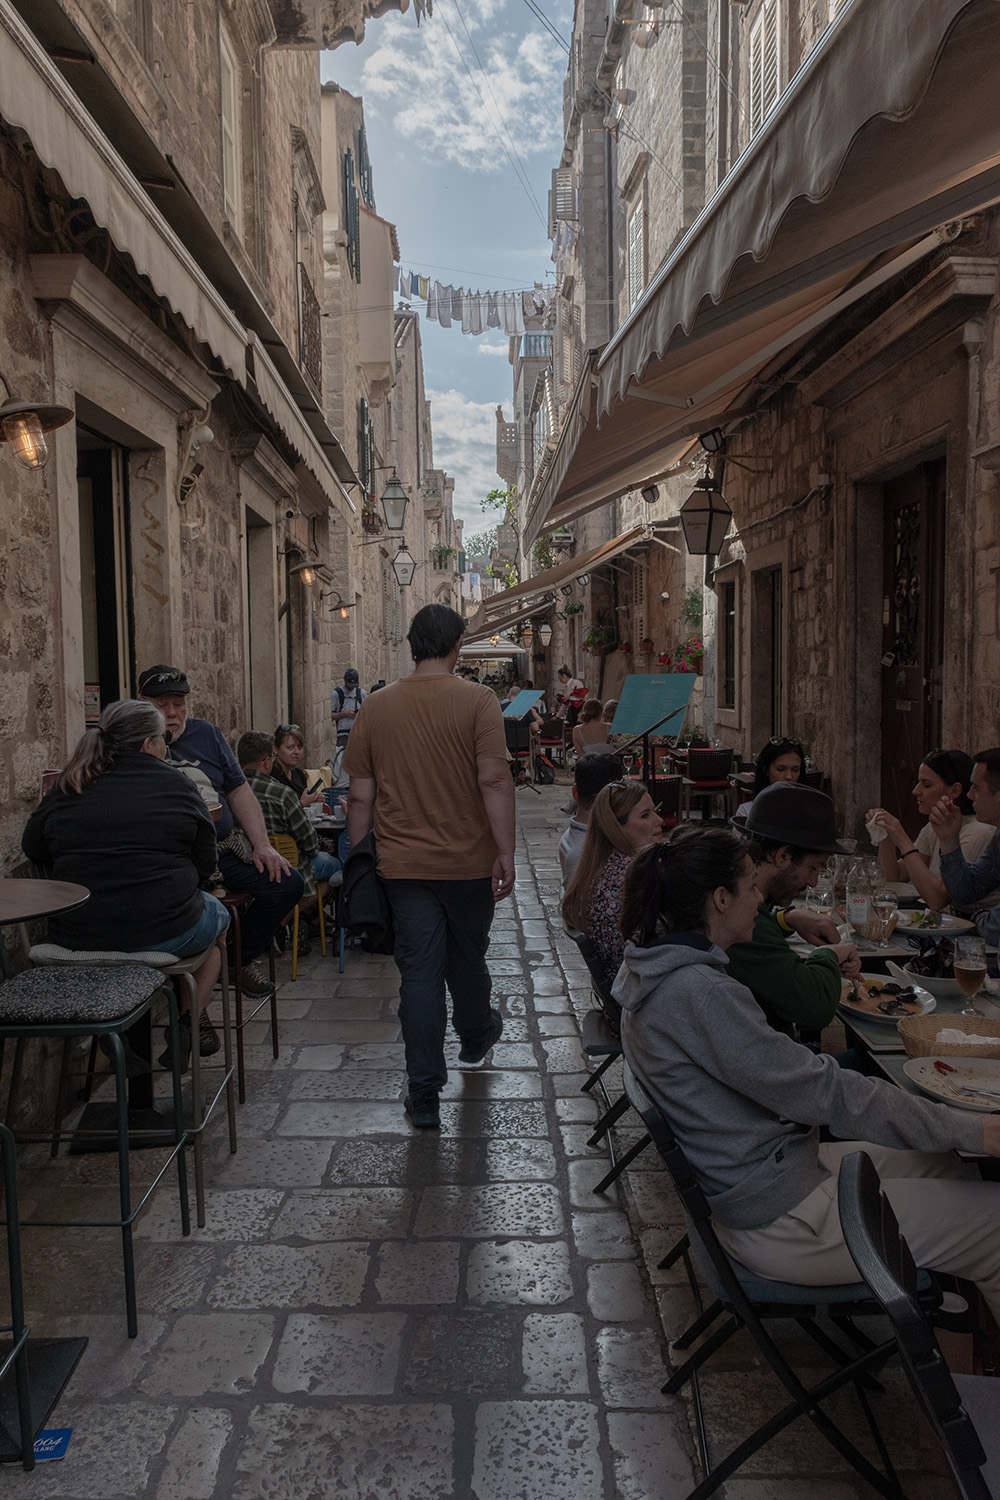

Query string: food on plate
908 937 955 979
902 909 943 929
842 977 922 1015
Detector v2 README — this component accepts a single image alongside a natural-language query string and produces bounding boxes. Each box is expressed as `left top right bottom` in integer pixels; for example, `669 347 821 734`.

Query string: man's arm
727 910 844 1030
938 830 1000 907
227 781 292 881
346 776 376 847
477 755 516 901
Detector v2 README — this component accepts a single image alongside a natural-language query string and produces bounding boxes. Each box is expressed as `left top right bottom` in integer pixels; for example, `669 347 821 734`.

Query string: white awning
247 335 352 511
0 3 247 378
525 0 1000 545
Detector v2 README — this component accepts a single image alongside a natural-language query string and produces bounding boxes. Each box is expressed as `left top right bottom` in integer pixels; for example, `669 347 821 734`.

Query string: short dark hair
922 748 975 816
237 731 275 768
574 753 622 809
974 747 1000 793
407 604 466 663
621 825 749 944
745 835 818 866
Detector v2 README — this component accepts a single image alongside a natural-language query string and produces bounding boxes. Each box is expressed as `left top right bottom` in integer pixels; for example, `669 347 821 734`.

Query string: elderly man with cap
727 782 861 1040
137 665 304 1001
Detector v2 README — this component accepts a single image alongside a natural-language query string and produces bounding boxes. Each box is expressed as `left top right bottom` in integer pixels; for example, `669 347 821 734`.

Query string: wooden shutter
627 201 644 311
749 0 780 137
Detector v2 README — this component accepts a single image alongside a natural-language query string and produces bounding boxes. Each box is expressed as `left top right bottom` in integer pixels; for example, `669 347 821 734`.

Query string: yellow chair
268 834 326 981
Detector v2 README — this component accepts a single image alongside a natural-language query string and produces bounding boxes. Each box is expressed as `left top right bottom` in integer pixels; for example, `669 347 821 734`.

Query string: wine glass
873 888 898 948
810 884 834 922
621 751 635 779
953 935 987 1016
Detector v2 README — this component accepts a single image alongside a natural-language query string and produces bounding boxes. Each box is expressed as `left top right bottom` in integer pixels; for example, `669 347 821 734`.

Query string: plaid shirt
245 770 319 898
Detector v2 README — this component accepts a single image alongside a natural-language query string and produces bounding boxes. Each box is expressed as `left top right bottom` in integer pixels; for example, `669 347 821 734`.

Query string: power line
443 0 549 228
669 0 750 130
435 2 548 232
521 0 571 54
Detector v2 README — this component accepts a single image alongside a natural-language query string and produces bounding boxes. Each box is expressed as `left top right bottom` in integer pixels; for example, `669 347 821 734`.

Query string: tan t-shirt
342 675 508 880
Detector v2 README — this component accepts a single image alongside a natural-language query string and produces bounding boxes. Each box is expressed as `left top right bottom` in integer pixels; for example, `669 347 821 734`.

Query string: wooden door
880 460 945 838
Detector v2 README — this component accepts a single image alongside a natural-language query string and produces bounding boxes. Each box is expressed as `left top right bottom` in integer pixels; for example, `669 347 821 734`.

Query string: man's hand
782 908 840 946
491 852 515 902
253 844 292 882
829 942 862 978
929 794 963 853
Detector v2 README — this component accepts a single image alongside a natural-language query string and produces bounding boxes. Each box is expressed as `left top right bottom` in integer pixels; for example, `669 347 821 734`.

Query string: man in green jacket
727 783 861 1038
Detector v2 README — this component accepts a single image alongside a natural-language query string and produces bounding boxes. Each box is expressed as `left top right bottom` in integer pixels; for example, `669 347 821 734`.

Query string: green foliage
483 485 517 518
532 532 555 572
681 586 704 629
464 527 498 558
584 624 617 650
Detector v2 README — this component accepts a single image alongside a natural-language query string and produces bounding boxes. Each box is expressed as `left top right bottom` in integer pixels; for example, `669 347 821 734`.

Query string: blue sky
322 0 573 545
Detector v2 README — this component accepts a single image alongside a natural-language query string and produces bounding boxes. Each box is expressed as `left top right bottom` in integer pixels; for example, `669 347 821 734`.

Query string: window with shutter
219 27 243 234
343 150 361 282
748 0 780 137
357 125 375 209
548 168 578 236
627 201 644 311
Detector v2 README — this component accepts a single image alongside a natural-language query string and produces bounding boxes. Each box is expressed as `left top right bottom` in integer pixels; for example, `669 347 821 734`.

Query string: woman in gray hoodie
615 826 1000 1319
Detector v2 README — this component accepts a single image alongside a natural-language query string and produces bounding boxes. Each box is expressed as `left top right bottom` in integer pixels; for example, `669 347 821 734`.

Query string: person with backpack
330 668 367 789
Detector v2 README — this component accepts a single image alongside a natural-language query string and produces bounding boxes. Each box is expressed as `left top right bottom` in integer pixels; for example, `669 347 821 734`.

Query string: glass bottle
845 856 874 944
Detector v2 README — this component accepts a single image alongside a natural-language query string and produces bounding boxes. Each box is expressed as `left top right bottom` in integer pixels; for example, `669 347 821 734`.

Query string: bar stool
0 964 189 1336
0 1120 36 1468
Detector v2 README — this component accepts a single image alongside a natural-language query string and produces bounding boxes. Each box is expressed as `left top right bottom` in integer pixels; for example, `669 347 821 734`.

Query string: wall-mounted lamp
391 541 416 587
576 573 590 587
490 635 500 647
641 483 659 505
521 624 534 649
680 473 733 555
0 372 72 471
322 591 356 620
379 472 409 530
288 557 317 586
538 622 553 648
699 427 726 454
559 584 573 597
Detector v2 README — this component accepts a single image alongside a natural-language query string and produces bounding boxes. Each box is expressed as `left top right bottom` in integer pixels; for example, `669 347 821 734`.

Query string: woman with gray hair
22 699 229 1068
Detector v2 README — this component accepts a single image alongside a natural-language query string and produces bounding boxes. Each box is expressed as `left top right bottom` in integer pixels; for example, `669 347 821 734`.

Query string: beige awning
247 335 352 511
526 0 1000 546
0 3 247 378
463 600 543 645
477 525 650 622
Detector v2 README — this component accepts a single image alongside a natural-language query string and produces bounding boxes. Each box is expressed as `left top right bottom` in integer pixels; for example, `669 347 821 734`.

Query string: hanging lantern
379 472 409 530
679 475 733 555
538 622 553 647
0 393 73 471
391 541 416 587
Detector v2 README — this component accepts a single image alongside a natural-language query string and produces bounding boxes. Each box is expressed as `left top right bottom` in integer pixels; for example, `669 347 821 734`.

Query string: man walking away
344 605 515 1129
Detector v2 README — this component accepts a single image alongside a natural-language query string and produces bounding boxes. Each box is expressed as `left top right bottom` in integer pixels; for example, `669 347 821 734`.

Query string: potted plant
680 586 704 630
639 637 654 655
617 639 632 654
431 543 456 570
583 624 616 653
672 636 704 674
562 601 584 618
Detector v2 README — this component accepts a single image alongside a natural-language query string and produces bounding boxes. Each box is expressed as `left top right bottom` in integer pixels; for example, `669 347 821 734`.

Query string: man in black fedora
727 782 861 1040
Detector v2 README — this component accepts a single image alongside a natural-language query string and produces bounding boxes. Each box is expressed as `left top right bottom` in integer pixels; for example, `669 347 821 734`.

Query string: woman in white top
867 748 996 910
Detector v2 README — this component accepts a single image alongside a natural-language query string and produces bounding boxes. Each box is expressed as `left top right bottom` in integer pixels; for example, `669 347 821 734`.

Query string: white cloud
478 340 509 357
357 7 565 171
426 386 503 532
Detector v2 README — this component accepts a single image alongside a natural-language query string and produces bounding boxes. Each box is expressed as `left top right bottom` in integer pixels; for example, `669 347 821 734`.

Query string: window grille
627 201 644 311
296 260 322 391
748 0 780 137
522 332 553 359
357 125 375 209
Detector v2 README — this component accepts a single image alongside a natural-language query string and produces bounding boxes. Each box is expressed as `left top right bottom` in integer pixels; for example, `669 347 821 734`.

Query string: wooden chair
269 833 326 982
683 747 735 821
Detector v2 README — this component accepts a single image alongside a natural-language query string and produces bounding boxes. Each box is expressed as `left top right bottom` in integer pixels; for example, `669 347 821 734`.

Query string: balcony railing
297 261 322 392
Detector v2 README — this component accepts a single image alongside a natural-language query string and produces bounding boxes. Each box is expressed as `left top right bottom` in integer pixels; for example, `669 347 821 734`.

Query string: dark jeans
384 877 497 1095
218 850 305 964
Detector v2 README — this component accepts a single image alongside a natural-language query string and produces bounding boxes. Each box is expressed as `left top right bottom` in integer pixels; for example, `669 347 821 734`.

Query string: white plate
838 975 935 1027
894 911 975 936
888 961 964 1001
903 1057 1000 1112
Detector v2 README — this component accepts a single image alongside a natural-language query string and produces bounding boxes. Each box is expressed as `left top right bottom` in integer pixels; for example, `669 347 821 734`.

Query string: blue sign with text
34 1428 73 1461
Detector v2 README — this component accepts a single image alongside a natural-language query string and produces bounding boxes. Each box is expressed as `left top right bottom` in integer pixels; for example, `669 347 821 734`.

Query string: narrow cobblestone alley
2 785 953 1499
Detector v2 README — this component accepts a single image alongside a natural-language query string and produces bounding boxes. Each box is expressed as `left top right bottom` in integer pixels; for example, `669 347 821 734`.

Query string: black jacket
22 753 217 951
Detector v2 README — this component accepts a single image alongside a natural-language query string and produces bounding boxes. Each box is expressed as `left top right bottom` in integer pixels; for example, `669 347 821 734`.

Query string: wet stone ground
2 785 954 1498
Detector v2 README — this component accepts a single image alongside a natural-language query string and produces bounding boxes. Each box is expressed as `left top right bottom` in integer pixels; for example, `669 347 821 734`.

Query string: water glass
873 889 898 948
954 934 987 1015
810 885 834 921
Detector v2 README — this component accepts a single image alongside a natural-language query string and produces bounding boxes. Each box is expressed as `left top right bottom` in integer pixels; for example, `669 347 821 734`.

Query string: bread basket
897 1012 1000 1061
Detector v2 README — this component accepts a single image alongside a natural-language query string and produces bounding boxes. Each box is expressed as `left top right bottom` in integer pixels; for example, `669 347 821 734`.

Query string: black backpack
340 831 394 953
534 754 556 785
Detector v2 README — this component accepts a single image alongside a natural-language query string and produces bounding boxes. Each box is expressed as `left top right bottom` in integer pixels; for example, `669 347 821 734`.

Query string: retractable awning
478 524 649 618
526 0 1000 546
463 600 542 645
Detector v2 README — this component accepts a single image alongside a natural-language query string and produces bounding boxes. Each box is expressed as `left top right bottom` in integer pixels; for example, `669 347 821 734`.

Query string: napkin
866 815 887 846
935 1028 998 1046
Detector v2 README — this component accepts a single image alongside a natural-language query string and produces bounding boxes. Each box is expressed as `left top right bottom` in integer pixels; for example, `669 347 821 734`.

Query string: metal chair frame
268 833 326 983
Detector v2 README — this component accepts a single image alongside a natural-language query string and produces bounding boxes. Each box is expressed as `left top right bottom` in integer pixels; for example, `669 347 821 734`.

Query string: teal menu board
502 689 544 719
609 674 695 738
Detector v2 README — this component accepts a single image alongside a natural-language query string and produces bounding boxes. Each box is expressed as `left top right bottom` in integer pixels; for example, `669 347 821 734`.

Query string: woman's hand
867 807 905 846
301 788 325 807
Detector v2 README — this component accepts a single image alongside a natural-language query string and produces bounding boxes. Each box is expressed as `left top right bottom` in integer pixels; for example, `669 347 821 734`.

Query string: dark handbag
534 754 555 784
340 830 394 953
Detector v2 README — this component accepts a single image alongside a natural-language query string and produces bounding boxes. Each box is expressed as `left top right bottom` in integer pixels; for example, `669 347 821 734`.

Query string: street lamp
391 541 416 587
288 557 316 586
379 472 409 530
521 623 534 649
0 372 73 472
680 474 733 555
538 622 553 647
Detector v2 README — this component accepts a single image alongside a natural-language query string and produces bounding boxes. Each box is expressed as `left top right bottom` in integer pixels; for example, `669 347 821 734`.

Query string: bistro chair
651 773 683 831
682 748 735 822
218 892 277 1104
0 964 190 1338
838 1150 999 1500
268 833 326 983
622 1061 926 1500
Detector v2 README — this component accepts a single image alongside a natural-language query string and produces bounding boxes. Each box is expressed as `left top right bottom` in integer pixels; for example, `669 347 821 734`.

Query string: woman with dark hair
22 699 230 1067
571 698 609 758
751 736 804 798
615 825 1000 1319
867 748 996 910
561 780 661 990
271 723 325 807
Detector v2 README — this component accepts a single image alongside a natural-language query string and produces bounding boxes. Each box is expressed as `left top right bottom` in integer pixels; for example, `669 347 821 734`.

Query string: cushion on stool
31 944 179 967
0 965 165 1025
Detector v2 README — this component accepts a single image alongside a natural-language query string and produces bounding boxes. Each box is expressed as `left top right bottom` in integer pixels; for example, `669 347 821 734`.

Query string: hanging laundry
418 275 429 300
438 284 453 329
451 286 464 323
487 292 500 329
409 272 420 296
426 282 439 323
461 290 474 334
513 294 526 335
392 263 400 290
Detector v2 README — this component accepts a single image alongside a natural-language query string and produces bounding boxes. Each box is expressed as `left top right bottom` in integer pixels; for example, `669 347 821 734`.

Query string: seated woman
22 699 230 1068
555 665 587 727
615 826 1000 1320
572 698 611 758
732 735 805 824
561 780 661 998
271 723 325 807
867 748 996 910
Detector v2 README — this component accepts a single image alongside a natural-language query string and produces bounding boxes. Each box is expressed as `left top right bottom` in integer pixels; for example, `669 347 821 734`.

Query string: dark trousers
384 877 496 1095
218 850 305 964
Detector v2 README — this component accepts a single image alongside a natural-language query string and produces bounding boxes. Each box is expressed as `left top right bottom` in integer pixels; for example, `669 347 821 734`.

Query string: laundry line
394 264 554 336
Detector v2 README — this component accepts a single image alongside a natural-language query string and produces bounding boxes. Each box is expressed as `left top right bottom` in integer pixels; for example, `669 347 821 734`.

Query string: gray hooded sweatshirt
614 934 984 1230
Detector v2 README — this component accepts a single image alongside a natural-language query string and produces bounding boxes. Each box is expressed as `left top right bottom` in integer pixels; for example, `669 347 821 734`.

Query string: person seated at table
867 748 997 912
21 699 230 1068
732 735 805 824
270 724 326 808
137 664 302 1002
930 746 1000 948
615 824 1000 1322
236 732 341 953
555 666 587 727
572 699 611 759
561 780 661 995
559 753 623 885
505 680 544 732
727 783 861 1041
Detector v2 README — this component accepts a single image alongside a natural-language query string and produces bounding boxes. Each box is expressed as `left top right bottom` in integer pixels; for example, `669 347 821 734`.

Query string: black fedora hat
736 782 851 856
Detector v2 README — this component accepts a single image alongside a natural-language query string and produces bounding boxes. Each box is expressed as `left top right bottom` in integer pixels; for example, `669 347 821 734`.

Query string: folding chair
622 1061 924 1500
838 1150 999 1500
